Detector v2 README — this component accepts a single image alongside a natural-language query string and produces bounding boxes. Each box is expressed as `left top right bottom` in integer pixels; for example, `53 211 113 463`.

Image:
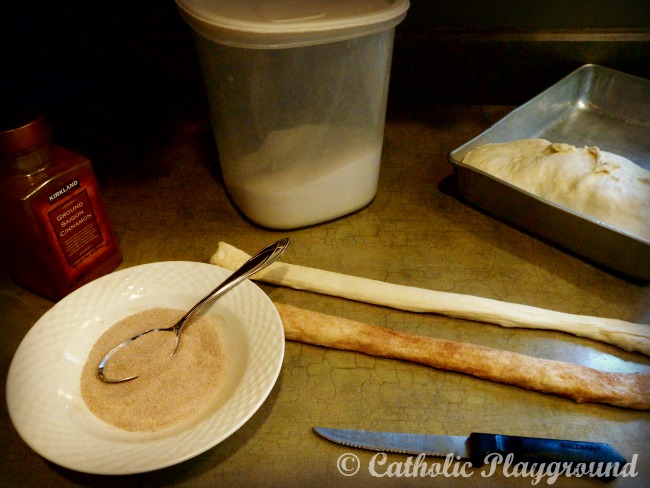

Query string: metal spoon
97 237 289 383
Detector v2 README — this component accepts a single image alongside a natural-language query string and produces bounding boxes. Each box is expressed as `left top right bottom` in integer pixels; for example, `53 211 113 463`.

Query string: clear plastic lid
175 0 409 48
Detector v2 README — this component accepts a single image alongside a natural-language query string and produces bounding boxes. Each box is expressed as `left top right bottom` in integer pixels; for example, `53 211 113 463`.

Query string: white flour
223 124 382 229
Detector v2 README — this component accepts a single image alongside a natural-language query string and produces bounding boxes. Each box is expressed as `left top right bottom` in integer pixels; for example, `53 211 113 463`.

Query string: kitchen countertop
2 105 649 487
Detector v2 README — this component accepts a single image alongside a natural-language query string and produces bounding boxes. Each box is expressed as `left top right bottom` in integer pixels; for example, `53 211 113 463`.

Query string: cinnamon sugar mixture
81 308 226 432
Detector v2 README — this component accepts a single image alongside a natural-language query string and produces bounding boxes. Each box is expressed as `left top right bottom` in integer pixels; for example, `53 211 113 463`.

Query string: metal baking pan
448 64 650 280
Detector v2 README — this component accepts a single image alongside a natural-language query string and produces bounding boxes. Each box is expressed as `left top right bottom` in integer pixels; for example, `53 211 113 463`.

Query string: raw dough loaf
277 303 650 410
462 139 650 241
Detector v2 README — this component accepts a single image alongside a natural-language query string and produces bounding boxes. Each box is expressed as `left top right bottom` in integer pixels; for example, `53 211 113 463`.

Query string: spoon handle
177 237 289 331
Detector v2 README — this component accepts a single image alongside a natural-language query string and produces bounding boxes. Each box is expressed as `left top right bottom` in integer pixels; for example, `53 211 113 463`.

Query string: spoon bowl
97 237 289 383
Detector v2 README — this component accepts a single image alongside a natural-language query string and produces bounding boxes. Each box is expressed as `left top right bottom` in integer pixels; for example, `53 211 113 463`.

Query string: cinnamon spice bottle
0 114 122 301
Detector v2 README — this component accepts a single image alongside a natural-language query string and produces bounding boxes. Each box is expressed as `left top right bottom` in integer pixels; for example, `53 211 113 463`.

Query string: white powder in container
80 308 226 432
223 124 382 229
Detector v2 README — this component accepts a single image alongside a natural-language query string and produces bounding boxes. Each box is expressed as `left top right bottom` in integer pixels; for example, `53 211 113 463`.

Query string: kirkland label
48 179 80 203
47 189 104 266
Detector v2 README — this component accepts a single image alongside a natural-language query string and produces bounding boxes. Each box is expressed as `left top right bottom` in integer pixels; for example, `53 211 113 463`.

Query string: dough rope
211 242 650 356
276 303 650 410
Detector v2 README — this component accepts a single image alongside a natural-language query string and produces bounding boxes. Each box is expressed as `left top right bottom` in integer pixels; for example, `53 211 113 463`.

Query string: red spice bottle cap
0 115 51 159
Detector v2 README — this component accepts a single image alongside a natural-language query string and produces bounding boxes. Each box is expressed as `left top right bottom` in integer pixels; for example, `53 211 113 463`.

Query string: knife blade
313 427 628 481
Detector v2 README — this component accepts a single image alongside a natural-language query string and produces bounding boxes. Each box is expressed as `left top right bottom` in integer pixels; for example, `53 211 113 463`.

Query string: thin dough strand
210 242 650 356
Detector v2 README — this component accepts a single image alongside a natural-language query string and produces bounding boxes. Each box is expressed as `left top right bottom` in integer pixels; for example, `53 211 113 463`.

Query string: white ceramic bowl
6 261 284 474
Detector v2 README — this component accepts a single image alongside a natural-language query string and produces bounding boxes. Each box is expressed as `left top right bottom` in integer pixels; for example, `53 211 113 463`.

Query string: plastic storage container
176 0 409 229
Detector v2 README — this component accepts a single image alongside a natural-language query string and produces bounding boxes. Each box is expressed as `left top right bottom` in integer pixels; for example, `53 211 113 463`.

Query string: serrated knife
313 427 628 482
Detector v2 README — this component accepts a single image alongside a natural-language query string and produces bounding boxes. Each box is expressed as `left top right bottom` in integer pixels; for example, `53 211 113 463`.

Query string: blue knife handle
468 433 627 482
